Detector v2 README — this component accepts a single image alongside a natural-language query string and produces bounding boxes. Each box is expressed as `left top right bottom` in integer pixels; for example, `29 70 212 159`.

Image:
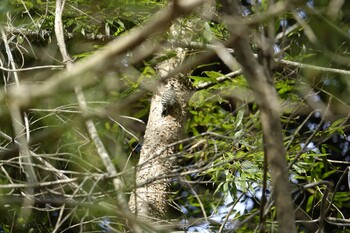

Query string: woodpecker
161 87 176 116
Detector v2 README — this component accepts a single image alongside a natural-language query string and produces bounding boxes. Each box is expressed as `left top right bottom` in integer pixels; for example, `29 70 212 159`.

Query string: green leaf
306 195 315 213
321 170 337 179
203 71 223 80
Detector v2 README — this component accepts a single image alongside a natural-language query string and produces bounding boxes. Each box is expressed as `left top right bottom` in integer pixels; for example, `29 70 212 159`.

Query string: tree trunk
129 48 192 220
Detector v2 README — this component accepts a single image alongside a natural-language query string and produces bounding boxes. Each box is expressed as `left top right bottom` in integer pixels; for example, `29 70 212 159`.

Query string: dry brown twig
220 1 297 232
53 0 145 232
51 0 206 231
1 28 39 221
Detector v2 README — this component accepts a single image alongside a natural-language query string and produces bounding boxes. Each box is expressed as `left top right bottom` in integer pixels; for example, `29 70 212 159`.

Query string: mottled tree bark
129 49 192 220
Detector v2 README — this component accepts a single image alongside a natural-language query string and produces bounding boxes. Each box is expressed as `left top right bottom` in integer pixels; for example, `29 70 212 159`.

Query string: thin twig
2 28 38 221
0 64 64 72
54 0 146 232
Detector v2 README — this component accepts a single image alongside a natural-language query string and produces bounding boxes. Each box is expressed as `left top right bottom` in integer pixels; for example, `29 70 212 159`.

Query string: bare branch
0 178 77 189
221 1 297 232
2 28 39 221
0 64 64 72
54 0 127 211
1 0 204 106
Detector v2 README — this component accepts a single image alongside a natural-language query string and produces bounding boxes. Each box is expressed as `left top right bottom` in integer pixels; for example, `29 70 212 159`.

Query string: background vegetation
0 0 349 232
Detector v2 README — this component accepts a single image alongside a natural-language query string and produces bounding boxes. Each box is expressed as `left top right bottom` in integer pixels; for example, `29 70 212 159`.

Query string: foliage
0 0 350 232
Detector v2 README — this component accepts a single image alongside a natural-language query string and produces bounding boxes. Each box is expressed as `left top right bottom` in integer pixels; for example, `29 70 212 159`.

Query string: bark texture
129 49 192 220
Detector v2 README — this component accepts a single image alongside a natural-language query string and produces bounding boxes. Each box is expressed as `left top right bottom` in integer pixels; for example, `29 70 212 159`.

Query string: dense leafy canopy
0 0 350 232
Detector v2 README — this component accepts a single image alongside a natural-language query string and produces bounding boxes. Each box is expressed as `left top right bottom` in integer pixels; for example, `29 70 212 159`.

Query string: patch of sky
242 6 251 16
342 141 349 156
290 173 299 184
323 78 337 86
307 0 314 8
314 111 321 118
280 18 288 27
307 122 318 131
300 142 320 153
273 44 281 55
98 217 112 233
322 121 331 130
187 223 211 233
296 9 307 19
310 94 321 102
